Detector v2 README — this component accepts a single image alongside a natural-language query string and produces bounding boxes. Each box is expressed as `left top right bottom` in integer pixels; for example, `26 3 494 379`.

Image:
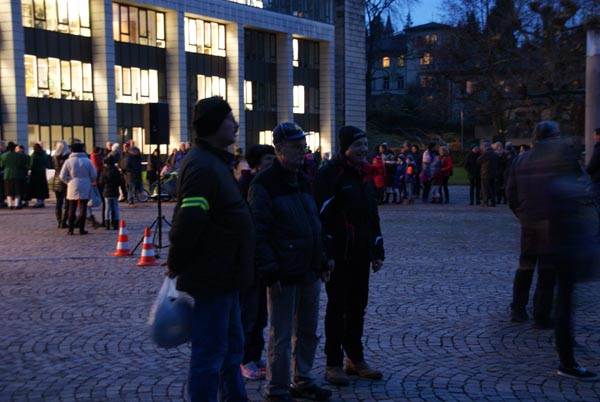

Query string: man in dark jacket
463 144 481 205
166 96 255 401
586 128 600 234
121 140 142 207
507 120 598 381
248 122 331 402
314 126 385 386
477 140 498 207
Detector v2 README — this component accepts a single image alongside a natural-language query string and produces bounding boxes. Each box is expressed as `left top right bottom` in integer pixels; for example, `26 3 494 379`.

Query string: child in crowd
405 155 417 204
384 154 397 203
99 156 124 230
393 154 406 204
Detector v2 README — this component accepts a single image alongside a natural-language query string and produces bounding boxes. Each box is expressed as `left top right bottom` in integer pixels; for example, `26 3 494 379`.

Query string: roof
404 22 453 33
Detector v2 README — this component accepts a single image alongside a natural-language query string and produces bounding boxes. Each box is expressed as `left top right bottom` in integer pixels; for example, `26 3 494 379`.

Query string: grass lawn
449 167 468 185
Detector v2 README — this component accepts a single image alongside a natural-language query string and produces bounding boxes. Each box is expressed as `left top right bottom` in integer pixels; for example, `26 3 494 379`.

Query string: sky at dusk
407 0 445 27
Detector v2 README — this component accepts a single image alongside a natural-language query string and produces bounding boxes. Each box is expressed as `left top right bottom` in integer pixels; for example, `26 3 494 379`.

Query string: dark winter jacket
99 165 124 198
463 151 481 179
167 141 255 297
587 142 600 184
477 149 498 180
314 156 384 263
506 137 581 226
248 158 323 286
52 154 69 192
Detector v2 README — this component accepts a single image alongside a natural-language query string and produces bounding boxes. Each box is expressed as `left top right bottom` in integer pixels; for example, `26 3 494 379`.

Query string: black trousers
511 225 555 319
325 256 370 367
468 177 480 204
239 279 267 365
555 266 576 367
67 199 88 231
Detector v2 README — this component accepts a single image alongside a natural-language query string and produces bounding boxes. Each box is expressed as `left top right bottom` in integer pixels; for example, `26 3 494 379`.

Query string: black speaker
143 103 170 145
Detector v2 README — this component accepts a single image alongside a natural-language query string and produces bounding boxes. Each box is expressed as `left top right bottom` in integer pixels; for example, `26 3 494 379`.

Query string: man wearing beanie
248 122 332 402
166 96 255 401
314 126 385 386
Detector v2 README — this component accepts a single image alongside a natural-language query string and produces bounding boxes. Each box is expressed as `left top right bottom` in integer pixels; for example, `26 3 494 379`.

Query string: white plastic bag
148 277 193 348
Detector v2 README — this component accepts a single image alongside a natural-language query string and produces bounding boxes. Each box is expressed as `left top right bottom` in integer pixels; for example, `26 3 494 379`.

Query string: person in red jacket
372 152 386 204
438 146 453 204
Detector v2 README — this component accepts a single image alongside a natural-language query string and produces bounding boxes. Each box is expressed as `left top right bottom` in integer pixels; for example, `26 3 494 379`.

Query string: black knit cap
338 125 367 153
192 96 232 138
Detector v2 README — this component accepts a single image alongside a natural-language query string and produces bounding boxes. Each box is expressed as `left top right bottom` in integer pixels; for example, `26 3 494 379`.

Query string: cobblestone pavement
0 186 599 401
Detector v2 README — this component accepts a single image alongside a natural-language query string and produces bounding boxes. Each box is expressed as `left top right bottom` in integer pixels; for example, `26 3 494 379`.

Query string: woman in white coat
59 142 97 235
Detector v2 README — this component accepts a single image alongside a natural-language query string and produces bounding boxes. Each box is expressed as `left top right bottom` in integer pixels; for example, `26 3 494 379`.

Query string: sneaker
345 359 383 380
129 203 136 208
289 383 332 401
325 366 350 386
240 361 265 380
557 365 600 381
510 308 528 323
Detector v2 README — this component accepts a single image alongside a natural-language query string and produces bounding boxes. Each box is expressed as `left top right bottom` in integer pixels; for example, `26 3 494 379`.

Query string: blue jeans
104 197 119 222
188 292 247 402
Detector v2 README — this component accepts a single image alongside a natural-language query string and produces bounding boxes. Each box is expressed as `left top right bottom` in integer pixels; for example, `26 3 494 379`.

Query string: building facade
1 0 366 155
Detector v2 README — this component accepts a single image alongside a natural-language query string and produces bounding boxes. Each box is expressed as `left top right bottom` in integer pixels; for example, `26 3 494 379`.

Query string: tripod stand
132 153 170 258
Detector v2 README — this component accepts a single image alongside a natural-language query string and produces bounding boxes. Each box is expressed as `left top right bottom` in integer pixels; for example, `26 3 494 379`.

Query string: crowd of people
2 99 598 399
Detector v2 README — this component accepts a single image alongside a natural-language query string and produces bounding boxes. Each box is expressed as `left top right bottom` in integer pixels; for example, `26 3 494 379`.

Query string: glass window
80 0 90 29
37 58 49 89
196 20 204 52
147 10 156 46
141 70 149 97
218 24 225 51
112 3 120 41
420 52 432 65
293 85 305 114
293 39 299 67
156 12 165 47
115 65 122 101
122 67 131 96
149 70 158 102
383 77 389 89
34 0 45 20
188 18 196 46
382 57 390 68
25 55 37 97
71 60 82 99
48 57 61 98
139 9 148 44
22 1 34 27
45 0 57 31
131 67 140 102
244 80 253 110
82 63 93 100
397 55 405 67
68 0 80 34
129 7 138 44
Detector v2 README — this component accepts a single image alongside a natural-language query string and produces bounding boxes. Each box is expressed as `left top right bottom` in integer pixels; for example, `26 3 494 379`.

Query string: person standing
0 141 6 207
507 120 598 381
166 96 254 402
248 122 332 402
59 142 97 235
52 140 71 228
477 140 498 207
0 142 29 209
314 126 385 386
99 156 124 230
146 148 163 188
463 144 481 205
121 140 143 207
238 144 276 381
28 143 50 208
586 128 600 235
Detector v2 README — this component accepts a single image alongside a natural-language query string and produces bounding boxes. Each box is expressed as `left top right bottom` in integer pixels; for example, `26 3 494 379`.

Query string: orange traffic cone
136 226 159 266
113 220 131 256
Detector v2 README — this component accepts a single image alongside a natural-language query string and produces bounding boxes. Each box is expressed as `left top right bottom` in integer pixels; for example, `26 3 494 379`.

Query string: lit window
382 57 390 68
22 0 90 37
466 80 475 94
397 55 405 67
293 39 299 67
259 130 273 145
293 85 305 114
197 75 226 100
25 55 93 100
115 65 159 103
244 80 253 111
420 52 432 65
184 17 226 56
113 3 165 48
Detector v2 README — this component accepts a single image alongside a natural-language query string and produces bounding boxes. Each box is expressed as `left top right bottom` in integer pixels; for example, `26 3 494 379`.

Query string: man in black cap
248 122 331 402
314 126 385 386
166 96 255 401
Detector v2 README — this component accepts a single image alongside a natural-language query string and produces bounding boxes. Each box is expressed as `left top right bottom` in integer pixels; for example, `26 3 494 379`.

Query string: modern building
1 0 366 155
